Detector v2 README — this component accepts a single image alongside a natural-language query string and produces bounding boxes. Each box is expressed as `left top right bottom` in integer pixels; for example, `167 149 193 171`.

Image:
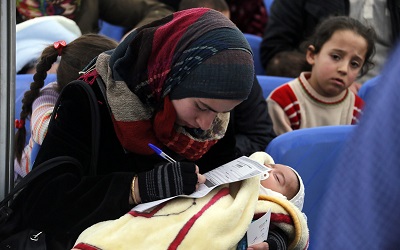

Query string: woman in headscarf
11 8 258 249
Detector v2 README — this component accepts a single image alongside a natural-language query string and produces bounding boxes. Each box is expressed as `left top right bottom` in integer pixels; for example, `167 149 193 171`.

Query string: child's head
178 0 230 18
14 33 118 162
266 50 311 78
304 16 376 97
53 34 119 92
260 163 305 211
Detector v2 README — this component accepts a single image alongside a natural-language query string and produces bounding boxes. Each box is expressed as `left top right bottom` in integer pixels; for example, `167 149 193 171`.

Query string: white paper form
247 208 271 246
132 156 267 212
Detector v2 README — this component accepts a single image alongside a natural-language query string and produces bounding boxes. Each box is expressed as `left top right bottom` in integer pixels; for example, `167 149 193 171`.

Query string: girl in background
14 33 118 181
267 16 376 135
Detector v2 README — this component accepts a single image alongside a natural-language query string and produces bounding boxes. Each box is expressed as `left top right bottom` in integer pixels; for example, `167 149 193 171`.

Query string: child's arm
30 83 59 144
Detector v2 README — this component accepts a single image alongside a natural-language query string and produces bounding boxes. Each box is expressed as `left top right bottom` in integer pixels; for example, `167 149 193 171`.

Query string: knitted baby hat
287 166 305 211
249 151 305 211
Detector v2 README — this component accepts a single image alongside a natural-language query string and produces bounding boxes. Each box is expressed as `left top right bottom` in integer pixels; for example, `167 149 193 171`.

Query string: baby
73 153 308 250
250 151 305 211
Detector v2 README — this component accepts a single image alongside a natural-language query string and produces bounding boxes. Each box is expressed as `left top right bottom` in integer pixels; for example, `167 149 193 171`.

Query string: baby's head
250 152 305 211
260 164 305 211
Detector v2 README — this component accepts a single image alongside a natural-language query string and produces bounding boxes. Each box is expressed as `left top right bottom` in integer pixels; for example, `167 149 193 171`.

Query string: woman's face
171 97 242 131
260 164 299 199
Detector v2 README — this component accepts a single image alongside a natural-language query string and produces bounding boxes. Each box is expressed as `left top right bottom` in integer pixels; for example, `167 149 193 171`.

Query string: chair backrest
358 75 381 102
99 20 126 42
244 33 265 75
266 125 355 250
15 74 57 144
256 75 293 99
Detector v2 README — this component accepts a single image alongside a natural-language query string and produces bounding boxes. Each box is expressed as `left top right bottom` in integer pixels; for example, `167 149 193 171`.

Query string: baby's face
260 164 299 199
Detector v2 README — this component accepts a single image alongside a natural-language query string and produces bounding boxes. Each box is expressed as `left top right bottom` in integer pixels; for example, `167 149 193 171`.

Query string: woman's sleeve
232 76 276 156
16 166 135 247
27 82 136 247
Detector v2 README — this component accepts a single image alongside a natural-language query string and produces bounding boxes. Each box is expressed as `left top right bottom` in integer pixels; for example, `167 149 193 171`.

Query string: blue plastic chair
15 74 57 144
256 75 293 98
358 75 381 102
266 125 355 250
244 33 265 75
98 20 126 42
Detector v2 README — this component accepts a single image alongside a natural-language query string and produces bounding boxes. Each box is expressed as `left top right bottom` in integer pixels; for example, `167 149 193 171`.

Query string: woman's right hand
136 162 205 203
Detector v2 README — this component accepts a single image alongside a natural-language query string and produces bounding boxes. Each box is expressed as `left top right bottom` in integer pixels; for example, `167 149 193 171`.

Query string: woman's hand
195 164 206 189
135 162 205 203
247 242 269 250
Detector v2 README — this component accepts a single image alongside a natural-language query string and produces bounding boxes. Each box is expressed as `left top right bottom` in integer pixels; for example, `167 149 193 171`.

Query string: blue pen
148 143 176 163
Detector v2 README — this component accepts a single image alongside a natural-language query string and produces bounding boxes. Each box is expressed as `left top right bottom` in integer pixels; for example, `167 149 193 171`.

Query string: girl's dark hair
15 33 118 162
303 16 376 78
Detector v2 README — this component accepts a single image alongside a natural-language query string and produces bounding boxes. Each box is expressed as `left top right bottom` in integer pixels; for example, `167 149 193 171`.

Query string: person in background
225 0 268 37
263 50 310 79
267 16 375 135
11 9 271 249
16 15 81 74
14 33 118 181
16 0 174 35
162 0 268 37
179 1 276 156
313 41 400 249
179 0 230 18
260 0 400 88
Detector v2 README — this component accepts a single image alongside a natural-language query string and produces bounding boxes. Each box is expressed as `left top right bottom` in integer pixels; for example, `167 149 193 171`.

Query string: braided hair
15 33 118 162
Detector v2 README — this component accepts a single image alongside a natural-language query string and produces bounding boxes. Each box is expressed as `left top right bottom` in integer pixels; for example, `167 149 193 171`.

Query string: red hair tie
54 40 67 56
15 119 25 129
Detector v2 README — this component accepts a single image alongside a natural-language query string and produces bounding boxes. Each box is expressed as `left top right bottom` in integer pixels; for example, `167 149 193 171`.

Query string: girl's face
260 164 299 199
306 30 368 97
171 98 242 131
